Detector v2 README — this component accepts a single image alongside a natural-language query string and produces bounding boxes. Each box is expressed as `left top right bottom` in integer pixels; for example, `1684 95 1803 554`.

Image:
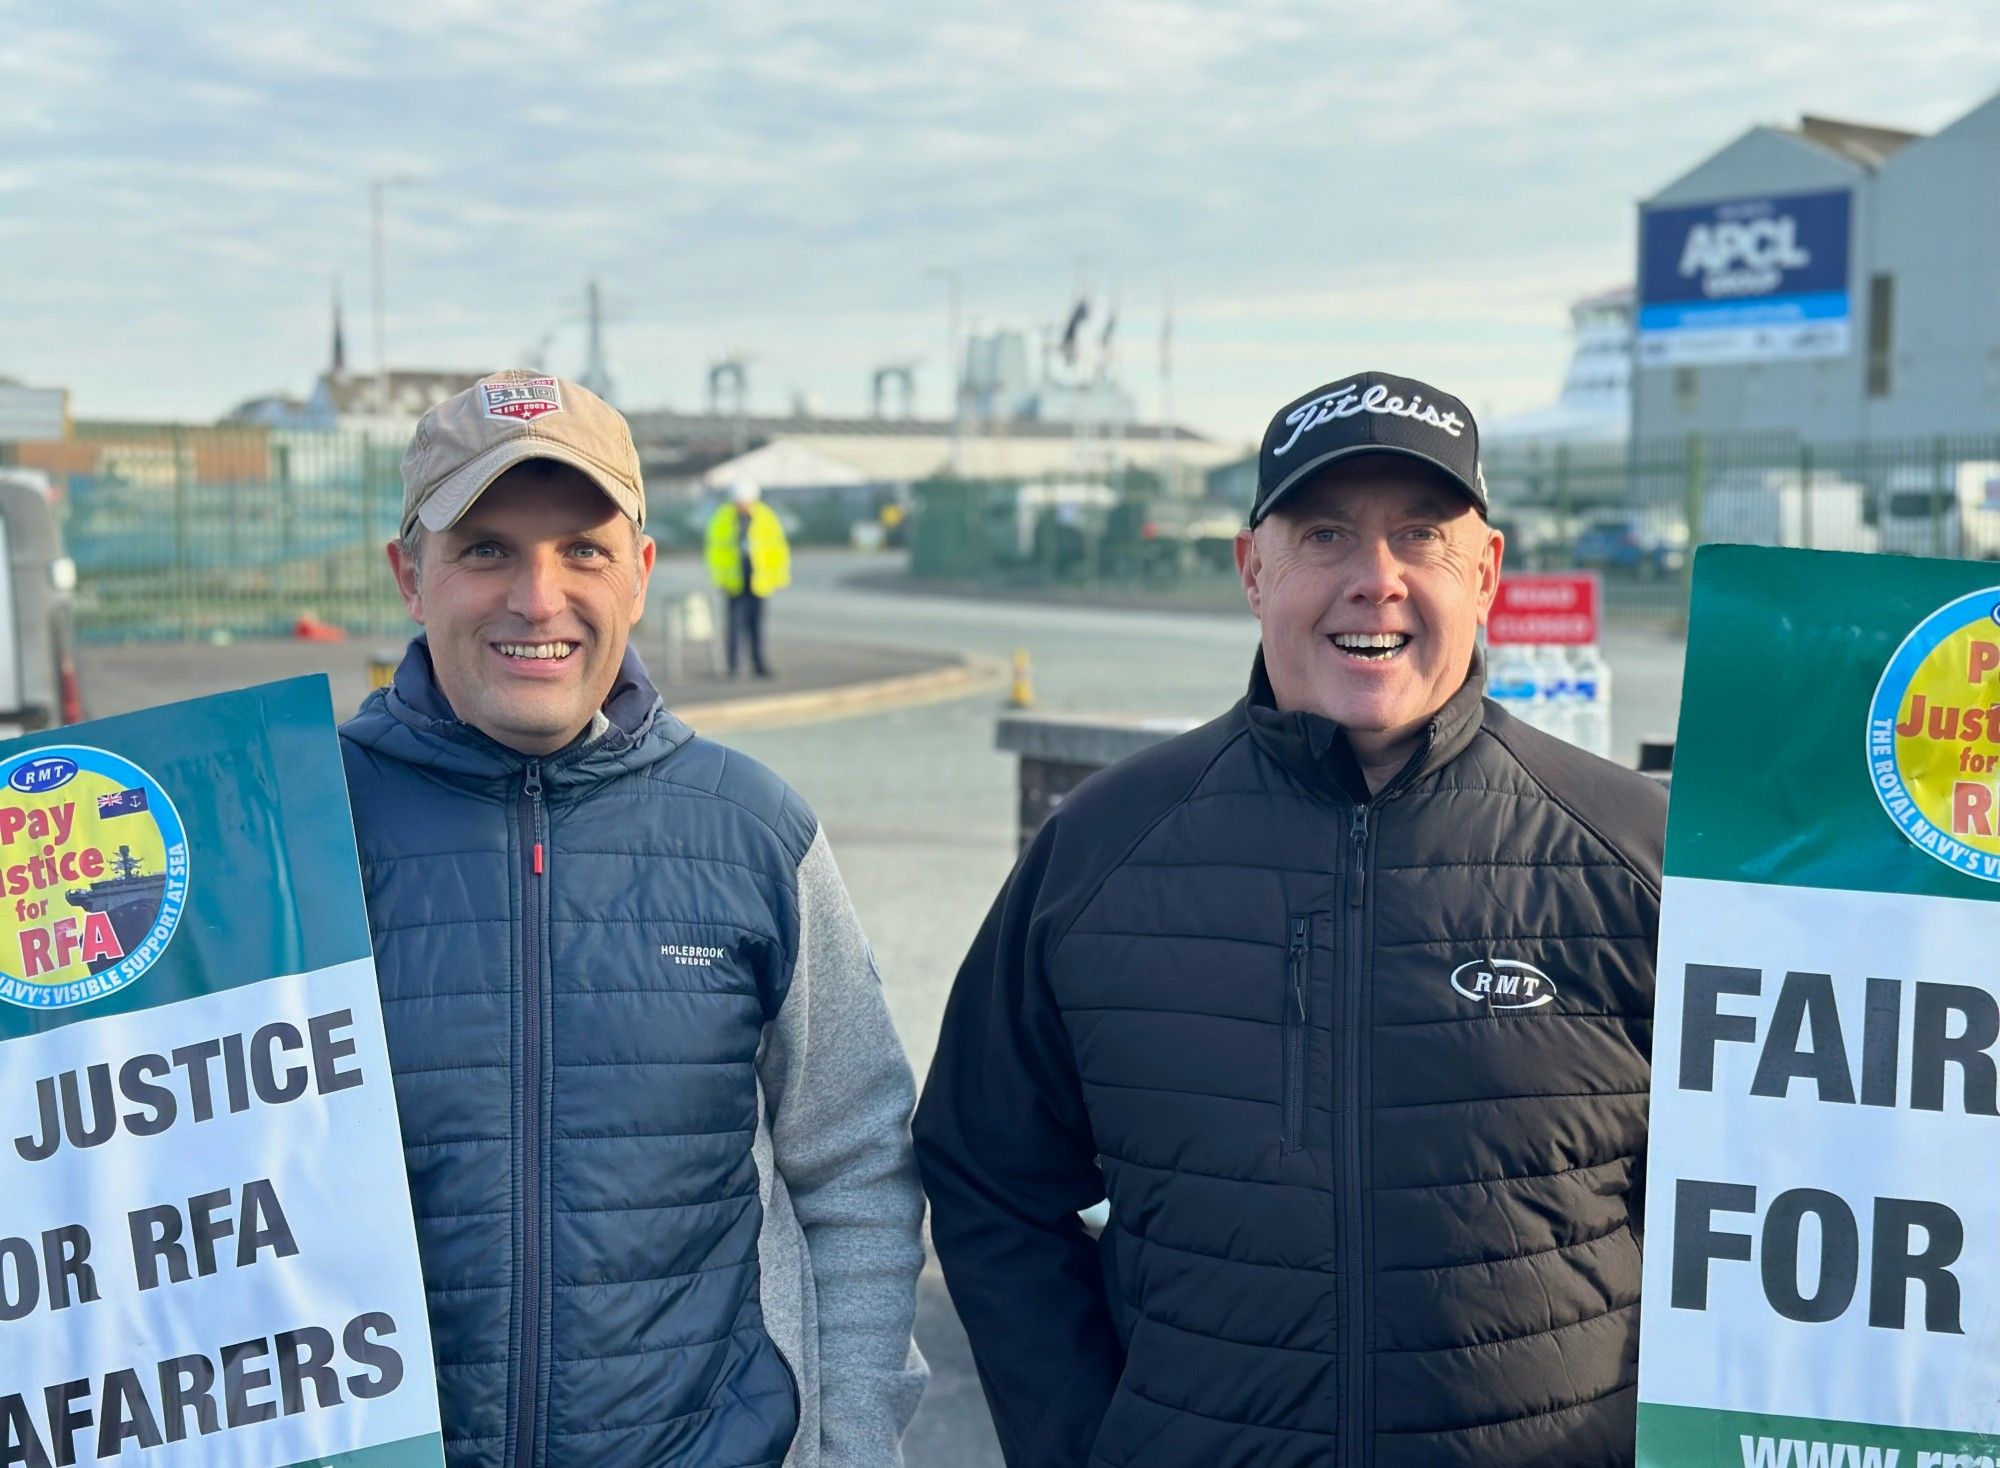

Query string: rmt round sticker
0 745 189 1009
1869 587 2000 882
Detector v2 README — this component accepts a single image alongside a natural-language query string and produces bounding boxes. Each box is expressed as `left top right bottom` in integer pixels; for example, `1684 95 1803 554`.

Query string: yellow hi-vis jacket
705 501 793 597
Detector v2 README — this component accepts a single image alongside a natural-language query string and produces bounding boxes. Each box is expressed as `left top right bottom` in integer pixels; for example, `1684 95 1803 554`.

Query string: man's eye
465 543 504 560
1309 528 1340 543
570 543 605 559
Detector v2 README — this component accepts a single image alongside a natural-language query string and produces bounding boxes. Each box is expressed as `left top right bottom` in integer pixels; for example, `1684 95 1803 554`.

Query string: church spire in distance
331 278 347 375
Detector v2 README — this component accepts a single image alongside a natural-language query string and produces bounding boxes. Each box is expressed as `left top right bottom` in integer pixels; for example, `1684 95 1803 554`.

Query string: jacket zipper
1281 915 1308 1153
512 760 546 1468
1341 802 1370 1468
1337 725 1433 1468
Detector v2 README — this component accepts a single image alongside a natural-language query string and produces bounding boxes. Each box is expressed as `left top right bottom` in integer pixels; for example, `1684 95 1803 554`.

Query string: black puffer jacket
915 657 1665 1467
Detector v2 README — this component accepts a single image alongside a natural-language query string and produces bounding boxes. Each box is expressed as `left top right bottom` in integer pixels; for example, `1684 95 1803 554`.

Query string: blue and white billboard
1637 189 1853 365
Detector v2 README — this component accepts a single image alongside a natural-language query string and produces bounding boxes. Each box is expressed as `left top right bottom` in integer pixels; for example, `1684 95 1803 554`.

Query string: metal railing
910 433 2000 624
13 423 2000 642
6 424 410 642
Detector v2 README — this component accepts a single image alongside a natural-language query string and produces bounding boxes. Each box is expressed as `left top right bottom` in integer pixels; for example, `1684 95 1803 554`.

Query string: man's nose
1347 537 1406 602
507 552 566 621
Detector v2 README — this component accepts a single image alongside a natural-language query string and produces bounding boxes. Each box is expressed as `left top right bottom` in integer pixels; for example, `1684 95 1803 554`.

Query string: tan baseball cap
400 370 646 537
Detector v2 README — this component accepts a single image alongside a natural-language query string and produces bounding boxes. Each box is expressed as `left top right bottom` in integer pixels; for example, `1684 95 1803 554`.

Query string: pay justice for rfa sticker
1870 588 2000 880
0 748 188 1011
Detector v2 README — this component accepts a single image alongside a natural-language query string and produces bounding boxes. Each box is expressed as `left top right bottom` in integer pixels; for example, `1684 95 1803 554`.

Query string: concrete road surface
64 550 1687 1466
696 550 1689 1465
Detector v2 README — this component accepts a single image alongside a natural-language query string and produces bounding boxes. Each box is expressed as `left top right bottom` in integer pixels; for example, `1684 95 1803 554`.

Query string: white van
1879 461 2000 560
0 472 83 735
1699 469 1878 554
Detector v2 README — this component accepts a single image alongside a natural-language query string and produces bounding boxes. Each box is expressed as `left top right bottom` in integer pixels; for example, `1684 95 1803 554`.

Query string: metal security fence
909 471 1239 596
910 434 2000 625
19 425 2000 642
1 422 908 644
1486 433 2000 623
5 425 413 642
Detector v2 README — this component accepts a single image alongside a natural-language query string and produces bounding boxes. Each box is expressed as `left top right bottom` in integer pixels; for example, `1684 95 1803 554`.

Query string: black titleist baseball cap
1250 370 1486 527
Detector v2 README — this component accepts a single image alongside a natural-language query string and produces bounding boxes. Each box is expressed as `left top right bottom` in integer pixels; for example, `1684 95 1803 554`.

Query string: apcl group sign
1638 189 1853 366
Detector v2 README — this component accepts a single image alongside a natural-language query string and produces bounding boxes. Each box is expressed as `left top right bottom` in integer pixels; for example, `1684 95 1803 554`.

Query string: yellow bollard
1009 647 1035 709
367 650 399 691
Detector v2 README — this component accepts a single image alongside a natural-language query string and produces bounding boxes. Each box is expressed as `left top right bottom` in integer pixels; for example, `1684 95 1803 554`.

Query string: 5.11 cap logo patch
481 376 564 422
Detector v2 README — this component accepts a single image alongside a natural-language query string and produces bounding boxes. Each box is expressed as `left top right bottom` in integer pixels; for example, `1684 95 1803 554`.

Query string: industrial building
1632 93 2000 445
0 379 69 441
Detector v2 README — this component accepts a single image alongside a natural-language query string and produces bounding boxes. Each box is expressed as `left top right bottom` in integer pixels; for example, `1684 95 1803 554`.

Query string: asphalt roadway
71 549 1690 1465
702 550 1688 1467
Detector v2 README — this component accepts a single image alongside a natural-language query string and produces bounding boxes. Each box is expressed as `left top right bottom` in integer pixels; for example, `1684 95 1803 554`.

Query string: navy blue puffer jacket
341 642 810 1467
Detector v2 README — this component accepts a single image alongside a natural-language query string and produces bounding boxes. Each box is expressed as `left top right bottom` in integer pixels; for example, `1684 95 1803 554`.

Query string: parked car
1488 505 1567 572
1879 461 2000 560
1574 513 1689 578
0 476 83 736
1139 498 1248 575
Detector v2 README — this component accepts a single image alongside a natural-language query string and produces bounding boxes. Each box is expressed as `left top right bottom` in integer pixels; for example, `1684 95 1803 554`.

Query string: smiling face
388 460 654 755
1236 456 1503 775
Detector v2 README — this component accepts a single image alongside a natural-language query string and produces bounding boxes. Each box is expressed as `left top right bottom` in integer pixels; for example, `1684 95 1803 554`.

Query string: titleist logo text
1272 382 1466 458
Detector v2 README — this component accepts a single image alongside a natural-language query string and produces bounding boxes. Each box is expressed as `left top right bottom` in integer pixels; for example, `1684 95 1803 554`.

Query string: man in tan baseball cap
400 368 645 541
340 371 931 1465
387 369 653 753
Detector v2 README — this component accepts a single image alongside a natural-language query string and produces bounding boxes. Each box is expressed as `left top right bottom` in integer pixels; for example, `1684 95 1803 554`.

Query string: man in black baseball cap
919 368 1665 1466
1253 368 1488 526
1235 368 1499 792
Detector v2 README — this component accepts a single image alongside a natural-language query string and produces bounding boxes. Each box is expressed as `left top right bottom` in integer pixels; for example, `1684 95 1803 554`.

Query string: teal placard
1666 544 2000 897
1643 544 2000 1462
0 676 373 1039
283 1433 449 1468
1640 1402 2000 1465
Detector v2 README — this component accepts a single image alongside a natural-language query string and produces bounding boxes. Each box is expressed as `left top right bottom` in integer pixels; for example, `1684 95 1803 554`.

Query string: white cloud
1 1 1997 436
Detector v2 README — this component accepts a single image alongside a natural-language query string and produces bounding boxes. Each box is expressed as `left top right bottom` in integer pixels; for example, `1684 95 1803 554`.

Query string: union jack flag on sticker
97 787 149 817
481 376 564 422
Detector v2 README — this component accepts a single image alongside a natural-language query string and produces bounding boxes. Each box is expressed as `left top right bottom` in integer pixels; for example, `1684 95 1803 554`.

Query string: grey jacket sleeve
762 827 929 1465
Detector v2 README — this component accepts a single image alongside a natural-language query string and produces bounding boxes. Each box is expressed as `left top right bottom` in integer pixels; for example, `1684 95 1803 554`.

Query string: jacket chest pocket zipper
1281 914 1309 1153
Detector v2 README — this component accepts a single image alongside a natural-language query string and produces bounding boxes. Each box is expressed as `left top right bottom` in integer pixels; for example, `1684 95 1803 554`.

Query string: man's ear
1474 522 1504 625
629 534 656 627
1235 528 1262 618
386 540 424 623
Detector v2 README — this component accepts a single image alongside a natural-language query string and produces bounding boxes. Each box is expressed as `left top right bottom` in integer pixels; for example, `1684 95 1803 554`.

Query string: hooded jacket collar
1242 645 1488 804
339 636 693 797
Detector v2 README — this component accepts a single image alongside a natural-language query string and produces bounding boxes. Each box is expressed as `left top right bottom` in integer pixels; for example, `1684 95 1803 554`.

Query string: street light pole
928 266 963 477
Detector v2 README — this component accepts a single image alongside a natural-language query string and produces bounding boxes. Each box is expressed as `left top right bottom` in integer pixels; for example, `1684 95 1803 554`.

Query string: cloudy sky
4 2 1998 444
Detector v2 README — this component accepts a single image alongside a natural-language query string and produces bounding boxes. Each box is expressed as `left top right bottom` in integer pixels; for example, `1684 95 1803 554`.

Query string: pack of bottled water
1486 640 1612 760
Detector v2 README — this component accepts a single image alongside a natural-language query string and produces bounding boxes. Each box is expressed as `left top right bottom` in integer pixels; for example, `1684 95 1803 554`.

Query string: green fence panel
33 425 411 642
19 425 2000 641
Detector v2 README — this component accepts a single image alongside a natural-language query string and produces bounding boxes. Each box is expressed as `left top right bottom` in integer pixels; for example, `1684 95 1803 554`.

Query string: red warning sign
1488 572 1600 646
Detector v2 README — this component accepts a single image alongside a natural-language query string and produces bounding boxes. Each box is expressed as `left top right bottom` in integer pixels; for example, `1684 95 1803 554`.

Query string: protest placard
1639 547 2000 1466
0 677 442 1467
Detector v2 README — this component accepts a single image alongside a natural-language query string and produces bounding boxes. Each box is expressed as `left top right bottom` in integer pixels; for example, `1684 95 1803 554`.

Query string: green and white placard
1640 547 2000 1466
0 678 443 1467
